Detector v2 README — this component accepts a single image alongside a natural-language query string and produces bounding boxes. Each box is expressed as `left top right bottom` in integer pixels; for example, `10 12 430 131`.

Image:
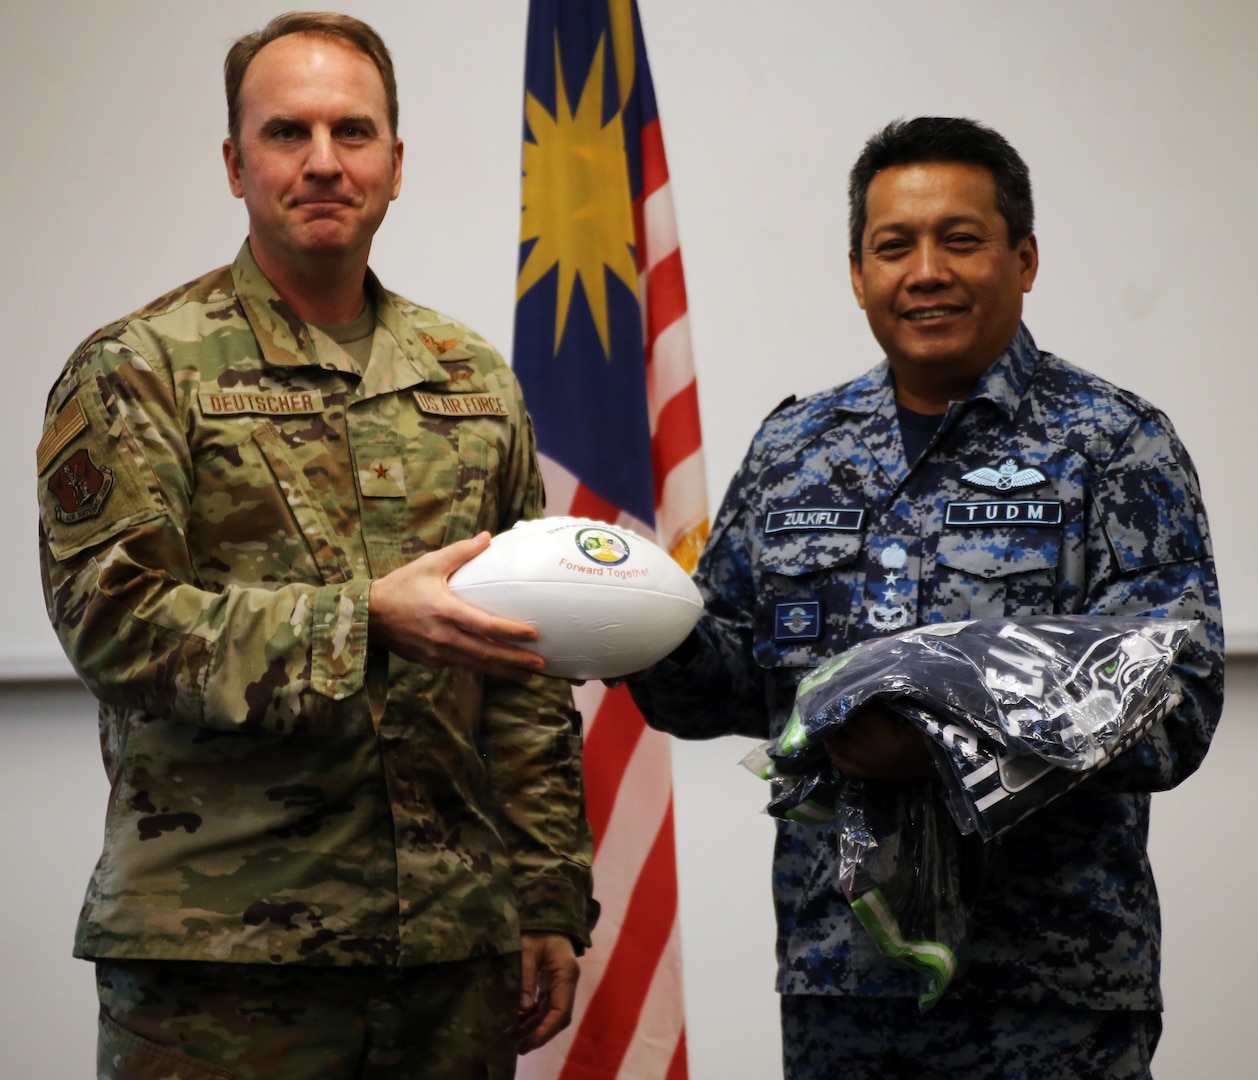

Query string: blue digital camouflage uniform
632 324 1223 1013
37 242 597 974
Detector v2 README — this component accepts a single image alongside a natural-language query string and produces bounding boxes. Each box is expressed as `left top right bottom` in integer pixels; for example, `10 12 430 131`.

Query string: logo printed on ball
576 527 631 566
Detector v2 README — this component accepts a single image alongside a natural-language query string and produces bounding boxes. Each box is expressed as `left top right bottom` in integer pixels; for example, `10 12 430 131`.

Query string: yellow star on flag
517 32 639 358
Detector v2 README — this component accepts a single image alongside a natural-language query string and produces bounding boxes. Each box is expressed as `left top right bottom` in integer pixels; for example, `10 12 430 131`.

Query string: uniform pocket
252 422 350 585
1093 463 1205 572
934 528 1062 619
753 532 863 670
442 430 498 546
98 1009 234 1080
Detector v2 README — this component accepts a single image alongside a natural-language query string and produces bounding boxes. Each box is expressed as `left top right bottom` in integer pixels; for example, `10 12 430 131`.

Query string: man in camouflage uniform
36 13 596 1079
630 118 1223 1079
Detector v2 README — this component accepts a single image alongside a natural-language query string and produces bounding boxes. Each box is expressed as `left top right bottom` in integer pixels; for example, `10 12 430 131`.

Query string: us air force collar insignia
961 456 1047 492
418 328 476 362
774 601 821 641
765 507 865 534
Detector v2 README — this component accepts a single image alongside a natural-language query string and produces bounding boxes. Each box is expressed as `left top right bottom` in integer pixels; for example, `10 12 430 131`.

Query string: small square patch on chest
359 456 406 498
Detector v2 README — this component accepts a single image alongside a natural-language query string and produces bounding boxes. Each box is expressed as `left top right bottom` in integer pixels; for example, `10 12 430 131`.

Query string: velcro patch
47 447 114 522
359 456 406 498
419 330 476 361
198 389 324 416
944 500 1063 527
765 508 865 533
415 391 509 418
774 601 822 641
37 398 88 474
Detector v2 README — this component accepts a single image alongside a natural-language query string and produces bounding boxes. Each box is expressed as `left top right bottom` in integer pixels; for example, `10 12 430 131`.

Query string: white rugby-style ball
448 516 704 680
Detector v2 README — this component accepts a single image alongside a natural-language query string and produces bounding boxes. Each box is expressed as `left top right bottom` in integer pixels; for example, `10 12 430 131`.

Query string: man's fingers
528 962 576 1050
427 530 493 574
518 935 539 1017
517 933 578 1053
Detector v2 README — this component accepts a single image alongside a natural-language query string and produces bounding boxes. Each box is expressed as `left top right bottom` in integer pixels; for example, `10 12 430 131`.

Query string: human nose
905 240 950 289
304 128 342 179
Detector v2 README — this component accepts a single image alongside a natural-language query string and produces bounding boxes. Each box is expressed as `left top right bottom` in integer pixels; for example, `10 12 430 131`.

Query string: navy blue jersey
632 324 1223 1008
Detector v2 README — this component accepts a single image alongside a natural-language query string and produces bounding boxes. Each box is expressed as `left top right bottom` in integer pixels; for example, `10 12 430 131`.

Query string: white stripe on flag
618 910 686 1079
643 182 679 273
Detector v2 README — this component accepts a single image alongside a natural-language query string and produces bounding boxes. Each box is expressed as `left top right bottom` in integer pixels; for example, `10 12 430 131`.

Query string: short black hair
848 117 1034 261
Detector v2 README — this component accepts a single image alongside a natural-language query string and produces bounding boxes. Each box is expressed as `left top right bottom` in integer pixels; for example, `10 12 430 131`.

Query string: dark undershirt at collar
896 401 945 466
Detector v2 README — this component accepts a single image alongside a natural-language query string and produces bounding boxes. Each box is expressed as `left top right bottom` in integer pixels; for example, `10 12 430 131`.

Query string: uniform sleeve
37 339 376 736
631 448 774 741
480 406 598 946
1080 411 1224 792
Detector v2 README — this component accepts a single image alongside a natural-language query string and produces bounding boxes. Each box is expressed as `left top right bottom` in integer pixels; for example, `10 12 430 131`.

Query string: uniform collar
836 322 1041 419
965 322 1039 422
230 241 449 392
824 323 1041 486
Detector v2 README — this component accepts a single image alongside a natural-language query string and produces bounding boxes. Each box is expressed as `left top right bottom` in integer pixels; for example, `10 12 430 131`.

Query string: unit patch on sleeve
48 447 114 523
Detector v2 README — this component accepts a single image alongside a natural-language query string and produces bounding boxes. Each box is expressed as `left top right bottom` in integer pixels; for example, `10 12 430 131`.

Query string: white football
448 516 704 680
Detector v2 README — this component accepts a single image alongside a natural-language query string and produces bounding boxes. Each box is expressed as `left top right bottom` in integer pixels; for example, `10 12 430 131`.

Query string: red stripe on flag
666 1028 689 1080
651 381 703 500
580 690 647 857
640 118 669 200
568 481 625 525
645 249 689 351
558 800 681 1080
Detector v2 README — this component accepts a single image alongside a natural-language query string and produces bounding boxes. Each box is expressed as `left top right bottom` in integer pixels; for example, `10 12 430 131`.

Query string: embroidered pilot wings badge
961 456 1047 491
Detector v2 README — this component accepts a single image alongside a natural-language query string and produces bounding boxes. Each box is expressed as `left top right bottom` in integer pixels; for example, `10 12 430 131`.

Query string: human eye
266 122 303 143
337 120 376 141
945 231 983 251
872 237 910 260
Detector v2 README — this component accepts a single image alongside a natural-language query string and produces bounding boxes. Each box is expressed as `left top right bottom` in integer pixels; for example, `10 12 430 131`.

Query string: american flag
511 2 707 1077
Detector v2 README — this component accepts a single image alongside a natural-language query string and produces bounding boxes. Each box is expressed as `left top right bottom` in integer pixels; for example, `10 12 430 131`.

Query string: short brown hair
225 11 399 147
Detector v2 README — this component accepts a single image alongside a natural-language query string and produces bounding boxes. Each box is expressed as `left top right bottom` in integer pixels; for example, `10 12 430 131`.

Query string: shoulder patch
47 447 114 522
37 398 88 474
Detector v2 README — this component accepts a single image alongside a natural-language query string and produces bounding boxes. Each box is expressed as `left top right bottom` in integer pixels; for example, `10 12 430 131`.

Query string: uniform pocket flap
936 529 1062 579
1093 463 1205 574
758 531 863 578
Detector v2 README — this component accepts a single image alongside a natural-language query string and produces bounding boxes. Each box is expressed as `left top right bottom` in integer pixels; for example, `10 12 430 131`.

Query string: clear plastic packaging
744 615 1194 1007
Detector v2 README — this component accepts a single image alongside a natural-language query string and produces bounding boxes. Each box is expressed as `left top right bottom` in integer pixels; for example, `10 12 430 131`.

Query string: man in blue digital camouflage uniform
630 117 1223 1079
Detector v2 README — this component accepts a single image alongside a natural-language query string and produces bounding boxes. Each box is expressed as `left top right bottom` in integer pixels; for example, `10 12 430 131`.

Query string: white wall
2 663 1255 1078
4 0 1258 678
4 1 1256 1076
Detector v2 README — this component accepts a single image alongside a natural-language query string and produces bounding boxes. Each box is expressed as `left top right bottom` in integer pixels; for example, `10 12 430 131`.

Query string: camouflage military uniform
632 326 1222 1031
37 242 596 976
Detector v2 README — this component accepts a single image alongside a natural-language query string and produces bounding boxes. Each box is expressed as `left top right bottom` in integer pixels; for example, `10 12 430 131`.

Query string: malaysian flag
511 2 707 1077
